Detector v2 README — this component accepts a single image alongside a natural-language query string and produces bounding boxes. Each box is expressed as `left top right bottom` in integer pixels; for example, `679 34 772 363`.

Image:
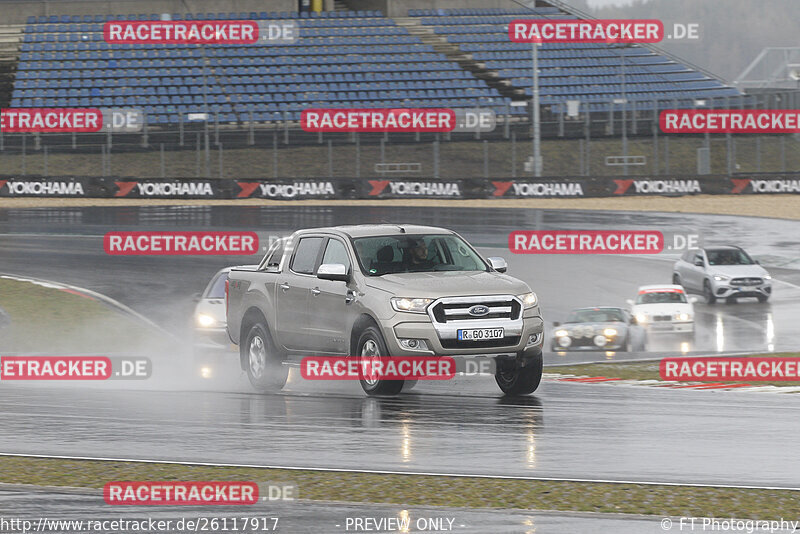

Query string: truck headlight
196 313 216 328
517 292 538 309
391 297 434 313
713 275 730 281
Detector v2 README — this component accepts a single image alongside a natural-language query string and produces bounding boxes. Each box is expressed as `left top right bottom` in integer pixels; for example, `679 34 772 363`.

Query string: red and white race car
626 285 697 335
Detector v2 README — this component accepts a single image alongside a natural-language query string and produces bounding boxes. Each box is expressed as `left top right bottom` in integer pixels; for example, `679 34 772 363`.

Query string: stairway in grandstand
0 25 22 107
395 16 525 103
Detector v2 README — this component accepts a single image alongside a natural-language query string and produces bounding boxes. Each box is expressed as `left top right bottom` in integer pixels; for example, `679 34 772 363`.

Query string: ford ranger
225 225 544 396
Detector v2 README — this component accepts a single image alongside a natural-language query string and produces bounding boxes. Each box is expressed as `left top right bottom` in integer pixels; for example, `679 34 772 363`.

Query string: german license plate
458 328 504 341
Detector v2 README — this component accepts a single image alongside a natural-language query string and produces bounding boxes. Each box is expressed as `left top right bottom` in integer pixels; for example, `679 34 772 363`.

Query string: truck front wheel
356 326 404 396
244 323 288 392
495 351 543 396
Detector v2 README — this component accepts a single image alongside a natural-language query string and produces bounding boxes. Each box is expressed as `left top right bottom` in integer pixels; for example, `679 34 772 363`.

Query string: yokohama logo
237 181 335 198
614 179 701 195
369 180 461 197
115 182 213 197
732 178 800 194
2 181 85 196
493 181 584 197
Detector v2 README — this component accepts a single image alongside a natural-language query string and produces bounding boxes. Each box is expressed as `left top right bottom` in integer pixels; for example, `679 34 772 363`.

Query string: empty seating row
26 11 385 24
408 8 560 17
15 70 474 89
15 59 461 80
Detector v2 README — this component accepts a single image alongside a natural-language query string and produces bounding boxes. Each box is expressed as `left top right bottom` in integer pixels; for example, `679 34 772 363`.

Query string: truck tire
356 325 404 396
495 351 543 396
243 322 288 392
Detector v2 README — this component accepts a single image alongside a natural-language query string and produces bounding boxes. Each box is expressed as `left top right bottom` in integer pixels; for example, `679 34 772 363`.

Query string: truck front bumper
382 316 544 357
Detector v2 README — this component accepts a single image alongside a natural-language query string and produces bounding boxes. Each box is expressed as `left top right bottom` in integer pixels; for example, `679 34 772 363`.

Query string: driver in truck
405 238 434 270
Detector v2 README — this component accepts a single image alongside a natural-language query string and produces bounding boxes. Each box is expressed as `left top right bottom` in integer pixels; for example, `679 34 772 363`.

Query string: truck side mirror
317 263 350 282
487 257 507 273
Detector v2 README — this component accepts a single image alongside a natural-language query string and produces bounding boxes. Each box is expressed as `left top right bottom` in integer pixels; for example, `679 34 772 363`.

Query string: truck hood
365 270 531 297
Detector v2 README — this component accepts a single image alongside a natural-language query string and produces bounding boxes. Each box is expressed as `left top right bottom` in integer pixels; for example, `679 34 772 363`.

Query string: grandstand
409 7 744 112
4 3 747 128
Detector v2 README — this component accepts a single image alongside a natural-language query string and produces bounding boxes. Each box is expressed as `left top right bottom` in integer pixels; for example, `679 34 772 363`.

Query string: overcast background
528 0 799 84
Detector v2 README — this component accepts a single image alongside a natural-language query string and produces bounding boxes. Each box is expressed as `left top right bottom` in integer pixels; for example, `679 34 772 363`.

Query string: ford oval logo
469 305 490 316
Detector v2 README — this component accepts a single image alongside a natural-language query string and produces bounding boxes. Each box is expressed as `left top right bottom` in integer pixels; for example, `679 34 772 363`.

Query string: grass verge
0 277 171 354
0 456 798 519
545 352 800 387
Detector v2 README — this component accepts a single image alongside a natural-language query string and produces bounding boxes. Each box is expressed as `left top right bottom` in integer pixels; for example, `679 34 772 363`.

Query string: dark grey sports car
551 307 647 352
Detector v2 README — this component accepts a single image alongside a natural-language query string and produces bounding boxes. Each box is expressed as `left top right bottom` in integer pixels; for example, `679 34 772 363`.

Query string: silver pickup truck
226 224 544 396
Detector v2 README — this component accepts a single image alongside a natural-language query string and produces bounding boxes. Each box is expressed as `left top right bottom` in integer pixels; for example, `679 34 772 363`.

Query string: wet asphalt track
1 207 800 492
2 485 716 534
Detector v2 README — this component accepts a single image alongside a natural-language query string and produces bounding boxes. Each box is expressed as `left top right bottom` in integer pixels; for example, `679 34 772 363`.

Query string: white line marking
0 452 798 491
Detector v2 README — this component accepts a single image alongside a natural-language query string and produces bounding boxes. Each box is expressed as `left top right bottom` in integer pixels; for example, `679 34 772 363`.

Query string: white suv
672 246 772 304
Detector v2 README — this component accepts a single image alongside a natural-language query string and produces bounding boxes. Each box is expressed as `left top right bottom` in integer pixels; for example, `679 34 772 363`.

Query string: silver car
551 307 647 352
193 264 258 377
672 246 772 304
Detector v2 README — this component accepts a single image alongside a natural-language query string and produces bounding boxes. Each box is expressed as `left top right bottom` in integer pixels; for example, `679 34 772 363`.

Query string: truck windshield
353 234 487 276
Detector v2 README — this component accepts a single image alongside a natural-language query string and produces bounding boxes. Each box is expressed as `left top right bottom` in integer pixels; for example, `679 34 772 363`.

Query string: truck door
276 236 324 351
306 237 354 354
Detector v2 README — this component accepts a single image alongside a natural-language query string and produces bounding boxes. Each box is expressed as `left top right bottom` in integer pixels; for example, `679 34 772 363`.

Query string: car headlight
554 329 569 338
675 312 691 321
603 328 618 337
196 313 216 328
764 274 772 280
517 292 538 309
391 297 434 313
713 274 730 281
635 313 648 324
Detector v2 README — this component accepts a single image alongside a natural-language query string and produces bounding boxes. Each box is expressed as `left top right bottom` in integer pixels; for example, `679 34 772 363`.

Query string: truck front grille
431 296 521 324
